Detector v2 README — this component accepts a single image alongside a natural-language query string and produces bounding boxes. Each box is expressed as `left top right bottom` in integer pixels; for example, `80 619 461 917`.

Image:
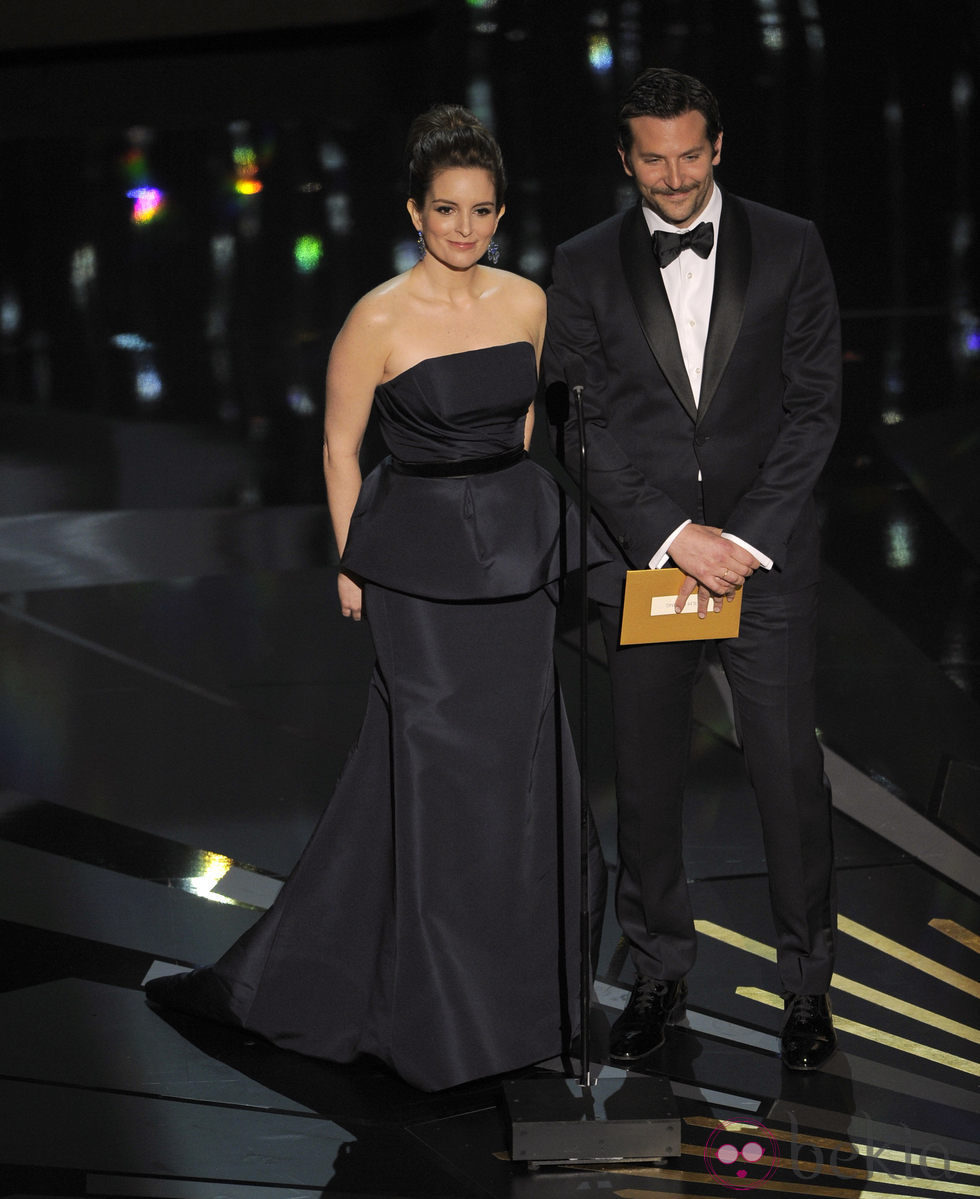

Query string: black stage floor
1 2 979 1196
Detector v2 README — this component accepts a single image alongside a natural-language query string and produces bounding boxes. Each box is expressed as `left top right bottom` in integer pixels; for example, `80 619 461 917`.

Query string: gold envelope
619 567 743 645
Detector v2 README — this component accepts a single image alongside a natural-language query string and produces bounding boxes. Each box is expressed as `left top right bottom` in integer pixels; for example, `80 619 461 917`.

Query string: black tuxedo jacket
543 190 842 595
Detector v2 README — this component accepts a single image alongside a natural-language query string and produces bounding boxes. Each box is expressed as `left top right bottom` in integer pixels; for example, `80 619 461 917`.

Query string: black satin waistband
390 445 526 478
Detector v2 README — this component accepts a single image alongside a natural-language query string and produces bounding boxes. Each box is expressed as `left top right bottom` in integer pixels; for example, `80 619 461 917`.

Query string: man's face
619 110 722 228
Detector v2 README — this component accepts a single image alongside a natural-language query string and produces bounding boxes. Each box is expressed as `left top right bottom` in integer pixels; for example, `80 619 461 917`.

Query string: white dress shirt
641 186 772 572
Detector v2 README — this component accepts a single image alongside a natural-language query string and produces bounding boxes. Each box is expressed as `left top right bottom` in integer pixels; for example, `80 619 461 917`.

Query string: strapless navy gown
146 342 606 1091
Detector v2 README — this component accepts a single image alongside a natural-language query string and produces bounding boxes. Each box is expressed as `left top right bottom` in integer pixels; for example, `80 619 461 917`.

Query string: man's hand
338 571 363 621
669 524 758 598
674 573 725 619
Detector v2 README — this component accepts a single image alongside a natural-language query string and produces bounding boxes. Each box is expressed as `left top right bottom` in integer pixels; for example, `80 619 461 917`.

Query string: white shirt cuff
722 532 773 571
649 520 691 569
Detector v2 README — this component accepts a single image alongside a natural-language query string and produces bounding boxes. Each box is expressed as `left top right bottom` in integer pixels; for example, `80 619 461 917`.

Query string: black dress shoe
608 977 687 1064
780 992 837 1071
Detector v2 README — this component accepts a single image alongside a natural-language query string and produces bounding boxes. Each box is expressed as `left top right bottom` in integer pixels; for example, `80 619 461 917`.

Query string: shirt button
689 319 696 327
687 272 693 279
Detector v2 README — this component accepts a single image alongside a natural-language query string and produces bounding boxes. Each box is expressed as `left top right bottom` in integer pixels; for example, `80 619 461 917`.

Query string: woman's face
409 167 503 268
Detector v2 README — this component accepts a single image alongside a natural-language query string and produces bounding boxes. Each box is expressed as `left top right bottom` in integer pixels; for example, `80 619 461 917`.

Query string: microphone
564 354 588 471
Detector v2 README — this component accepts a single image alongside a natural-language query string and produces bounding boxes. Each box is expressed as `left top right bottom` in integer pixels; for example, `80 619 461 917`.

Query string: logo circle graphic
703 1117 780 1191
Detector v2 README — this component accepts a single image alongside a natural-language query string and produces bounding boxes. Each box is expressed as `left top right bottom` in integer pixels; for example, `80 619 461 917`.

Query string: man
543 68 840 1071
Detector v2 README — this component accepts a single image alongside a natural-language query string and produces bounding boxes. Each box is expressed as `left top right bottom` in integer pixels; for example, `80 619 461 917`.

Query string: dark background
1 0 976 502
1 0 978 786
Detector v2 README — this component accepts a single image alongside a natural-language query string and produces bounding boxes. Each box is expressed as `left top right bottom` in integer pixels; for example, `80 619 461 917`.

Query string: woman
146 105 605 1091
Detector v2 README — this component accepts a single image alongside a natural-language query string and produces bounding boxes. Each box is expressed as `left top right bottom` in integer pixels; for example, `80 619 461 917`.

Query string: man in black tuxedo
543 68 840 1070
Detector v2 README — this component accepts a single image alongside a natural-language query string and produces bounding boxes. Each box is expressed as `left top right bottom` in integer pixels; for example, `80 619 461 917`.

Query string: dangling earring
487 237 500 265
416 229 426 260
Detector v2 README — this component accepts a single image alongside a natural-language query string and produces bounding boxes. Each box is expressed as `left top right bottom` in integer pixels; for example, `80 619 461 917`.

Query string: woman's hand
338 571 363 621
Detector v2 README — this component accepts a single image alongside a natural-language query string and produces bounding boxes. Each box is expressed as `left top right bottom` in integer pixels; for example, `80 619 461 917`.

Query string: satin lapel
618 203 697 421
699 191 750 422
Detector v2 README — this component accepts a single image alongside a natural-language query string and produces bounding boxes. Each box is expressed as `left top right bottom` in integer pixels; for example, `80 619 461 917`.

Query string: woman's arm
517 276 546 450
323 301 389 619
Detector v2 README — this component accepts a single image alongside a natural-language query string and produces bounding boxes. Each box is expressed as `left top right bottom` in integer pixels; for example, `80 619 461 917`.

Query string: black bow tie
651 221 714 268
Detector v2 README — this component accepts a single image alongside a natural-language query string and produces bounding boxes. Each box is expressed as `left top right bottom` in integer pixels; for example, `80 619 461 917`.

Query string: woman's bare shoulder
484 269 546 345
491 268 545 304
343 270 414 334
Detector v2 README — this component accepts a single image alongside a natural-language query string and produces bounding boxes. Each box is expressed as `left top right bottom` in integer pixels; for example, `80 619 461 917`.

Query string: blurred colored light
519 247 547 276
1 293 22 335
127 187 165 224
319 141 347 172
952 71 973 113
123 146 149 184
186 851 236 903
231 144 263 196
466 77 494 127
588 33 613 72
111 333 153 351
233 146 258 170
965 327 980 354
71 245 97 290
466 0 498 7
287 387 316 416
210 235 235 274
884 371 905 396
326 193 352 235
886 519 915 570
294 235 324 273
393 238 419 273
136 366 163 403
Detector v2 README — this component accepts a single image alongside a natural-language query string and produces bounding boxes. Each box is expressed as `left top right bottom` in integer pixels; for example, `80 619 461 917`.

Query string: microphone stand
541 375 592 1083
572 379 592 1090
503 374 679 1171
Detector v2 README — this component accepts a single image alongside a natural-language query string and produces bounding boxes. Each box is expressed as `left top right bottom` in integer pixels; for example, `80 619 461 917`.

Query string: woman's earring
487 238 500 265
416 229 426 260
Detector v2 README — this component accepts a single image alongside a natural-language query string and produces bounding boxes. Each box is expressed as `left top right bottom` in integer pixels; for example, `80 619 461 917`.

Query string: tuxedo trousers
599 582 836 995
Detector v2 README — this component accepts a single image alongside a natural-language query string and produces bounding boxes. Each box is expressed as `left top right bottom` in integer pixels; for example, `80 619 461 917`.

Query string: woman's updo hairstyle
406 104 506 209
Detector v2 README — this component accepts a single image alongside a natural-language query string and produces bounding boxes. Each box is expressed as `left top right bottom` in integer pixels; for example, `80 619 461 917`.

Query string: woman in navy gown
146 105 605 1091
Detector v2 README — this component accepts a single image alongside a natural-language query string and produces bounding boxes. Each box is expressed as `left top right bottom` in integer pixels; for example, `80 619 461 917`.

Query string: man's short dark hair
617 67 723 153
